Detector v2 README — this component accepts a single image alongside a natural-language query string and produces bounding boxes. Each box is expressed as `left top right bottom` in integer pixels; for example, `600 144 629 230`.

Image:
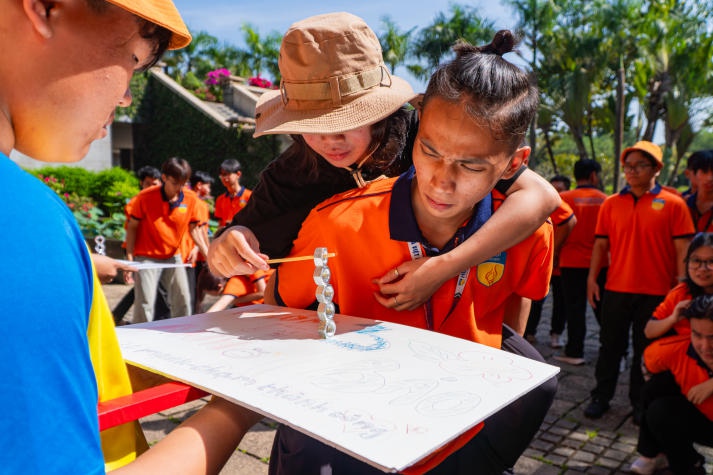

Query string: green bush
91 167 139 215
72 207 127 241
27 166 135 241
30 166 95 197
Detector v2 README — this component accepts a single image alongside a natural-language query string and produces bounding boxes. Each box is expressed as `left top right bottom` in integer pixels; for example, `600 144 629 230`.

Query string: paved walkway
102 284 713 474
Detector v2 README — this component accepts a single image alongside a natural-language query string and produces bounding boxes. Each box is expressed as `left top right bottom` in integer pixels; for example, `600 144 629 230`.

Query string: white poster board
116 304 559 473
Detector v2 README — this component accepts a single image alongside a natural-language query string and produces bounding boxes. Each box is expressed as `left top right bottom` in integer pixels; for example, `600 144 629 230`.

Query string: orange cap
621 141 663 168
105 0 191 50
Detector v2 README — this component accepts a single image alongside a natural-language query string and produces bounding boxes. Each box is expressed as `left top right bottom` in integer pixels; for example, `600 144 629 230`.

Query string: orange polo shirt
551 200 575 227
595 184 695 295
130 186 202 260
274 171 552 472
223 269 272 307
121 194 139 250
549 200 574 276
275 172 553 349
559 186 608 269
650 282 693 335
214 187 252 228
178 197 210 265
685 193 713 232
644 334 713 420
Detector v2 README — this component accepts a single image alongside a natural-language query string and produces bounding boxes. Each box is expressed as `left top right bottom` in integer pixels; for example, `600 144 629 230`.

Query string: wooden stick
266 253 336 264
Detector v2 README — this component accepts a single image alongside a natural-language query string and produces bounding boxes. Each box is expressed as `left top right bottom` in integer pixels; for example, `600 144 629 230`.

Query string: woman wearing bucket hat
207 12 560 312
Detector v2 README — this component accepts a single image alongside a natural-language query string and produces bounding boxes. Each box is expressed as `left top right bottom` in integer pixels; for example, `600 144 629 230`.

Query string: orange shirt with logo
559 186 608 269
595 185 695 295
275 175 553 349
130 186 202 259
214 187 252 228
274 173 552 472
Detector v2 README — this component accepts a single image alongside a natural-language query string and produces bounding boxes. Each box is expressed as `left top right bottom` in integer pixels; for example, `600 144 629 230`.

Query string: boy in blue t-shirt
0 0 258 472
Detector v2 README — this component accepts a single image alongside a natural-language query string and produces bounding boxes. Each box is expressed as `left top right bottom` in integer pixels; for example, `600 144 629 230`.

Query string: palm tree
409 4 495 81
536 0 607 161
162 30 219 82
505 0 560 163
239 23 281 83
630 0 713 183
378 16 415 75
589 0 644 190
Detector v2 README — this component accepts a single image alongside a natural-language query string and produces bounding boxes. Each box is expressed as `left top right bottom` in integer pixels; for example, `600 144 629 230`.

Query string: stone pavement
102 283 713 474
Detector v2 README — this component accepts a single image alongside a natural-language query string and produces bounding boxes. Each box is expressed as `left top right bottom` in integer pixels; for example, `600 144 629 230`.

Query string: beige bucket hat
105 0 191 49
254 12 417 137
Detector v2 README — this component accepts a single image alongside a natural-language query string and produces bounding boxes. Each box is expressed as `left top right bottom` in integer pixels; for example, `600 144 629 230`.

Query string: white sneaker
550 333 564 348
629 454 669 474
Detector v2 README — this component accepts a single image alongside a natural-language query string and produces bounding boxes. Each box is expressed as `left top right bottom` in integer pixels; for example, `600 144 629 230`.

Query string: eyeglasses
622 162 653 173
687 258 713 270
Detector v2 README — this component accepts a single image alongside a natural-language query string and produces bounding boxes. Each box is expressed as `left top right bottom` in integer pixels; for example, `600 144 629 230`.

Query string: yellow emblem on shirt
477 253 506 287
651 198 665 211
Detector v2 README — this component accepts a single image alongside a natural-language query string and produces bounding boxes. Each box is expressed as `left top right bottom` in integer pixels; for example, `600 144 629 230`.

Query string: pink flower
205 68 232 86
248 76 273 88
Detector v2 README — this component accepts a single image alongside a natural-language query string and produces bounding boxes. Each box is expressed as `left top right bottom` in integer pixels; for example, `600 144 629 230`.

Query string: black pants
186 266 196 315
637 389 713 473
525 275 566 338
558 267 607 358
591 291 662 407
268 325 557 474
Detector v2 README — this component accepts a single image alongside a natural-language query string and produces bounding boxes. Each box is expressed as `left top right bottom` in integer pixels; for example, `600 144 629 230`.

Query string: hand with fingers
91 253 137 285
207 226 270 277
373 257 444 311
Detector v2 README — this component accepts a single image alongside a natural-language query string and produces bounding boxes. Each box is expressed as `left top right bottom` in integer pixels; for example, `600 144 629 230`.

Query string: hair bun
480 30 515 56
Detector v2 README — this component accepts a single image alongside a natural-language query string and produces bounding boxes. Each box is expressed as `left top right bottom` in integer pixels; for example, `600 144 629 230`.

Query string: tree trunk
614 62 625 193
587 109 596 160
643 72 671 142
529 22 538 163
571 128 589 161
544 129 557 174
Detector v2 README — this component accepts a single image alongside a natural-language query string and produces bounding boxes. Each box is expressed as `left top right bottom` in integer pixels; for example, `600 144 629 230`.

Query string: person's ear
501 146 530 180
410 94 425 118
23 0 56 39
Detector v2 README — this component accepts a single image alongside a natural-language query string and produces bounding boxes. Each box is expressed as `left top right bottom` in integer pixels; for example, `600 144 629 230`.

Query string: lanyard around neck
407 241 470 330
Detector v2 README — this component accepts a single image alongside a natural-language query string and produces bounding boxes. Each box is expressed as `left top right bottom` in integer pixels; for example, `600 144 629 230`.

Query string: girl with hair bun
262 21 556 475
